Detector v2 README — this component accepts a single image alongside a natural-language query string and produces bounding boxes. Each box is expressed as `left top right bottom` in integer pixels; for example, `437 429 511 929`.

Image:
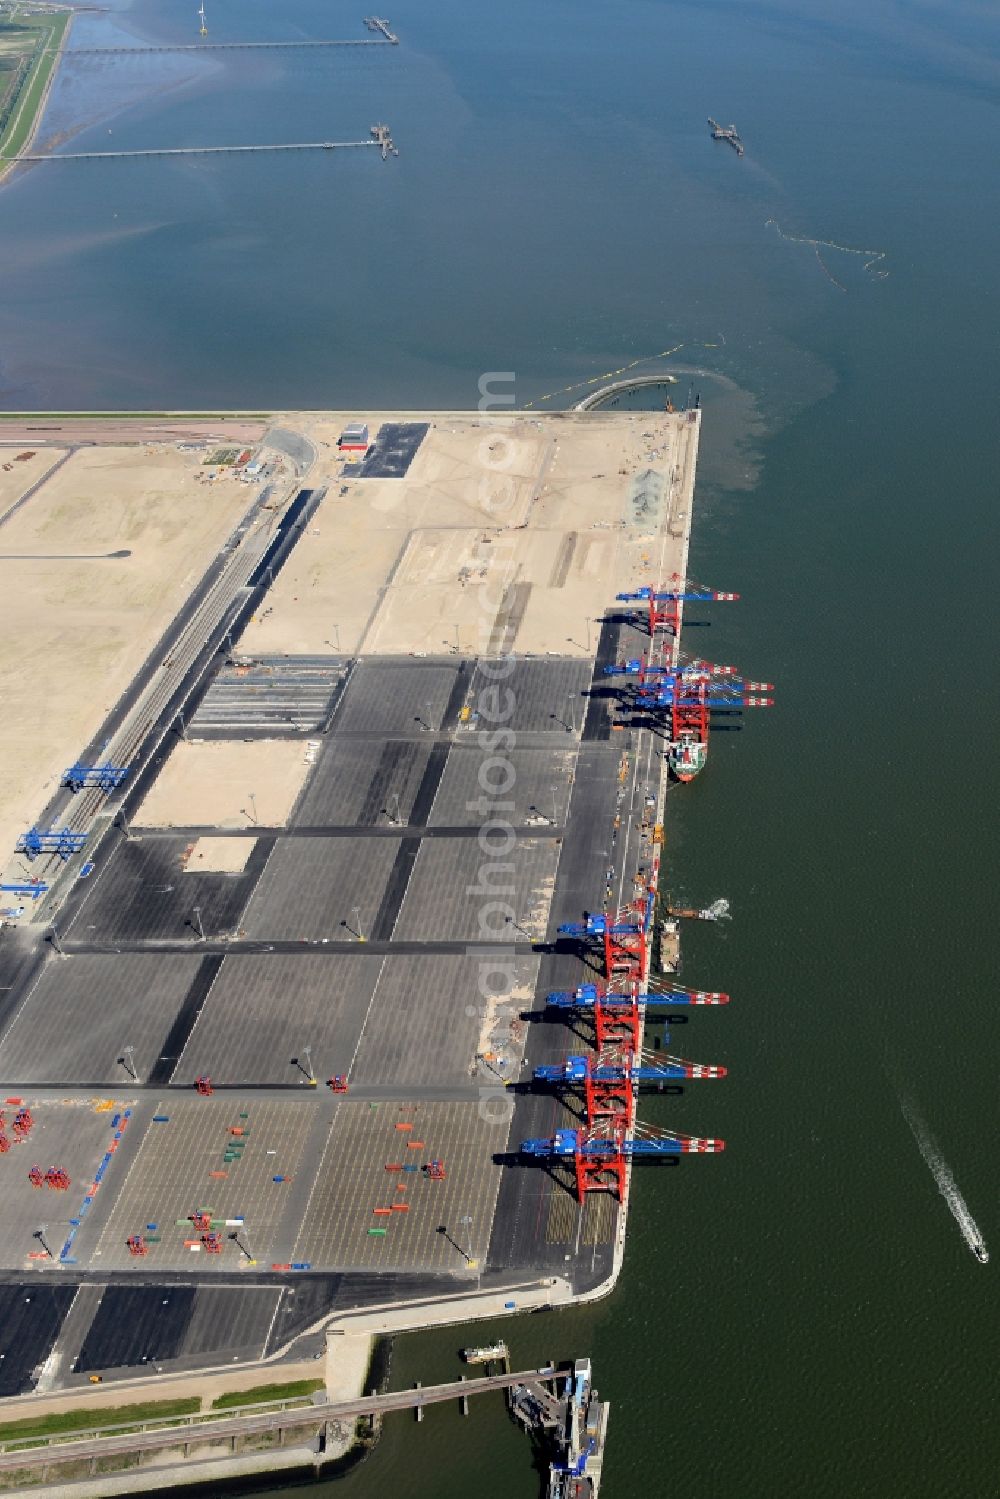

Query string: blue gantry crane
63 763 130 795
535 1049 727 1086
544 980 729 1066
546 981 730 1011
534 1045 726 1126
634 682 774 707
0 882 49 900
604 656 741 685
16 827 87 862
558 896 655 984
616 579 739 638
521 1120 725 1203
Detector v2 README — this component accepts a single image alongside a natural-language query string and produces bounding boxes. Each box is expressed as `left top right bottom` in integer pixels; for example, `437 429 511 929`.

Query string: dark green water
4 1 1000 1494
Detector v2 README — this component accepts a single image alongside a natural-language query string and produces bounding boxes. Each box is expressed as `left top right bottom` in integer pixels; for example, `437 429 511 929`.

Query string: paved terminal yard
0 408 703 1396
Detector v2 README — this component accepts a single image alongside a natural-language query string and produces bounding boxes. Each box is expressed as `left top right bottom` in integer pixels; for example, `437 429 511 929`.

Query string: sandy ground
237 411 696 660
0 420 267 446
184 835 258 873
134 741 314 828
0 447 257 861
0 447 66 519
0 410 697 873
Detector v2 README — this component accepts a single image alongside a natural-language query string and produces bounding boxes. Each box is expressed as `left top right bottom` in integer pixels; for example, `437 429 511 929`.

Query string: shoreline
0 8 73 186
0 403 701 1495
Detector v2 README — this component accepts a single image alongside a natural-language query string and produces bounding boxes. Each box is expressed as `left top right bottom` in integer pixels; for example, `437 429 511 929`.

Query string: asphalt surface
357 422 428 479
73 1285 283 1374
0 528 667 1388
0 1284 76 1396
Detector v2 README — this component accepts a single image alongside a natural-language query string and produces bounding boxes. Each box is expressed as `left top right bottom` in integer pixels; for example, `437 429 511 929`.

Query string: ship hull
667 739 707 781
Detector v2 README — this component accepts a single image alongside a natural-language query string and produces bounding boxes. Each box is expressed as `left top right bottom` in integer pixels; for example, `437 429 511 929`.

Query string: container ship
667 730 707 781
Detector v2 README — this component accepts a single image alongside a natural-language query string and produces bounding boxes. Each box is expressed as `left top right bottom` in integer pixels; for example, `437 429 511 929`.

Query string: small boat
973 1243 988 1264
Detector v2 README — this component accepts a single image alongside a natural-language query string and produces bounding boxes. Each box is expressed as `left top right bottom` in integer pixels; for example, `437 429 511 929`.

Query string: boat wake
899 1096 987 1264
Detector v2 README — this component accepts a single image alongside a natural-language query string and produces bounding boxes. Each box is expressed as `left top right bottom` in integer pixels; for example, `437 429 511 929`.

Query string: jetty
47 38 397 55
708 117 744 156
364 16 400 42
16 133 397 163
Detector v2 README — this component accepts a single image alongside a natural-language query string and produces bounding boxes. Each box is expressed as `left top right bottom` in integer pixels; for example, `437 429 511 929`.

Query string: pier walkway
0 1368 556 1475
48 38 397 55
17 140 388 162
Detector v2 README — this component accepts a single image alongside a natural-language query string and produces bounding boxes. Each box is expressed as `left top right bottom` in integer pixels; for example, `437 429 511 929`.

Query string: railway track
24 488 293 918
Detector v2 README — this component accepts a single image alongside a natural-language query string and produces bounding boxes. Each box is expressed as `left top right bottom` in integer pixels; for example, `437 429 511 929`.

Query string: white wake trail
899 1096 987 1262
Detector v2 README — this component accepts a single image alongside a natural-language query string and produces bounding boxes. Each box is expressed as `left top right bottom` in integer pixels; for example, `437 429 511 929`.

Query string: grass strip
0 12 70 164
0 1397 200 1447
211 1378 325 1410
0 411 272 420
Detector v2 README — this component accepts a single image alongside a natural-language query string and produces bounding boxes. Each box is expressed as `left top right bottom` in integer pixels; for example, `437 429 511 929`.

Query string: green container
367 1228 387 1237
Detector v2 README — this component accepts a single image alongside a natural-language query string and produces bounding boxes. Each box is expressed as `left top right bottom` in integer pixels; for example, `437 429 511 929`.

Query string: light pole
302 1045 315 1083
230 1229 254 1263
192 906 205 942
352 905 364 942
438 1220 477 1268
550 787 559 826
248 791 258 825
458 1214 476 1267
566 692 577 734
387 792 401 825
120 1045 137 1082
